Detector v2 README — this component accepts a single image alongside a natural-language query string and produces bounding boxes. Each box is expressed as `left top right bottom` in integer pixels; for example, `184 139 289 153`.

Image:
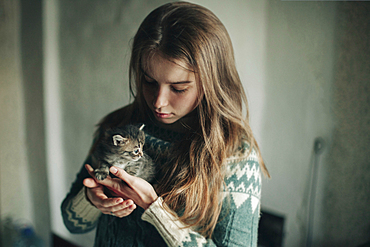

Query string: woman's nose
153 87 169 109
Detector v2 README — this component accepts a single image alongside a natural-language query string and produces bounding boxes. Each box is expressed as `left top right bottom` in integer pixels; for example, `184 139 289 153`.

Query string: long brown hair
129 1 269 238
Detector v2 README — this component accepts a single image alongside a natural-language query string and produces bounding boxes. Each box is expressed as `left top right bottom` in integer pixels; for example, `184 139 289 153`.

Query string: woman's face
142 53 201 125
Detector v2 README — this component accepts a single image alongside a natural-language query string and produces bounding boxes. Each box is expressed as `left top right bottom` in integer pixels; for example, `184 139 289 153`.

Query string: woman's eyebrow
170 81 192 85
142 70 153 79
143 72 193 85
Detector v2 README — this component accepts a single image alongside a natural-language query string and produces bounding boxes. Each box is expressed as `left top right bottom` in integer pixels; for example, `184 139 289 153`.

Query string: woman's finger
85 164 96 178
110 199 136 213
92 193 125 212
100 197 124 208
96 166 132 192
113 204 137 218
101 199 136 217
109 166 134 186
83 177 99 188
84 178 124 207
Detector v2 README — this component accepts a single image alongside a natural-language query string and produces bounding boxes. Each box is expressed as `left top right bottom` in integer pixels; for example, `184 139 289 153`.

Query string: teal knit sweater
61 121 262 247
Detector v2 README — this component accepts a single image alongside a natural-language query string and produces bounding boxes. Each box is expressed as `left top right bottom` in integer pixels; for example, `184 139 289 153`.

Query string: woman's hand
83 164 136 218
84 164 158 211
96 165 159 210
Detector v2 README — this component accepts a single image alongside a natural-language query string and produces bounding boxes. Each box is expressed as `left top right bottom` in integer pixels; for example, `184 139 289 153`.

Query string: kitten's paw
95 171 108 181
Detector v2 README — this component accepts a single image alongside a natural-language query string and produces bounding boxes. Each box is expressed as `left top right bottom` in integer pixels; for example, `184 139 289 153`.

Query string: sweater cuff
66 188 101 223
141 197 191 246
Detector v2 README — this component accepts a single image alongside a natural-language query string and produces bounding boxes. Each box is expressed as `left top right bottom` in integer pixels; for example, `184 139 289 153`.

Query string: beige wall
322 3 370 246
0 0 50 245
0 0 32 223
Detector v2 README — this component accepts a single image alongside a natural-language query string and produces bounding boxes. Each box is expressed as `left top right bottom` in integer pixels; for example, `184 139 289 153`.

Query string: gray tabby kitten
91 124 155 183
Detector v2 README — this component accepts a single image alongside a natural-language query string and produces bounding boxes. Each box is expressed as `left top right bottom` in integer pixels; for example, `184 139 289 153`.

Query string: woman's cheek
142 87 153 103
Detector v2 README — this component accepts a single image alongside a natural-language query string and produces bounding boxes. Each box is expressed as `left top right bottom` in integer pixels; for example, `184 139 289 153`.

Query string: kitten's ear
113 135 128 146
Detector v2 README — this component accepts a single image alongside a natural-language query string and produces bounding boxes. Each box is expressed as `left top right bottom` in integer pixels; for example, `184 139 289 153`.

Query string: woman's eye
143 75 157 85
144 79 157 86
171 86 187 94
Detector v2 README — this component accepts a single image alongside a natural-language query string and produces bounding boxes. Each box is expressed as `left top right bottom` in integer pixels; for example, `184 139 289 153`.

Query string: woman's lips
155 111 172 119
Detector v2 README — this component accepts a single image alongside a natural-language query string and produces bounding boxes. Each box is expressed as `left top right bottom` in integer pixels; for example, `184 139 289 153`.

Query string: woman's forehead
144 55 195 84
141 52 194 74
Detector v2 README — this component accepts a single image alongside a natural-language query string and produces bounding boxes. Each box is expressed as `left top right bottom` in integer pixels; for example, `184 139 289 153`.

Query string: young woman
61 2 269 246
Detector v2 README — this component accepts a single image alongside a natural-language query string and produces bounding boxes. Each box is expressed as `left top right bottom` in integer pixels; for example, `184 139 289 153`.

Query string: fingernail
111 167 118 174
116 198 123 204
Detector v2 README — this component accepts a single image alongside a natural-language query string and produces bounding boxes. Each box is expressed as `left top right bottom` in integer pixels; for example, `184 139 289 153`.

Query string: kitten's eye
133 148 140 155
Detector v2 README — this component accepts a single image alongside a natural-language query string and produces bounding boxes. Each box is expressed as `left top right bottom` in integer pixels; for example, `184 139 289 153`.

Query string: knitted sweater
61 121 262 247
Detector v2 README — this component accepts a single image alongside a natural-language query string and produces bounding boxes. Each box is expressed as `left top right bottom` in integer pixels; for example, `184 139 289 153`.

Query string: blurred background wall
1 0 369 246
0 0 50 245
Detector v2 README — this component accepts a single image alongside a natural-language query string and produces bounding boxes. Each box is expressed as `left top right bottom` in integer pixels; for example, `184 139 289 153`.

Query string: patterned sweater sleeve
61 156 102 234
141 142 262 247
